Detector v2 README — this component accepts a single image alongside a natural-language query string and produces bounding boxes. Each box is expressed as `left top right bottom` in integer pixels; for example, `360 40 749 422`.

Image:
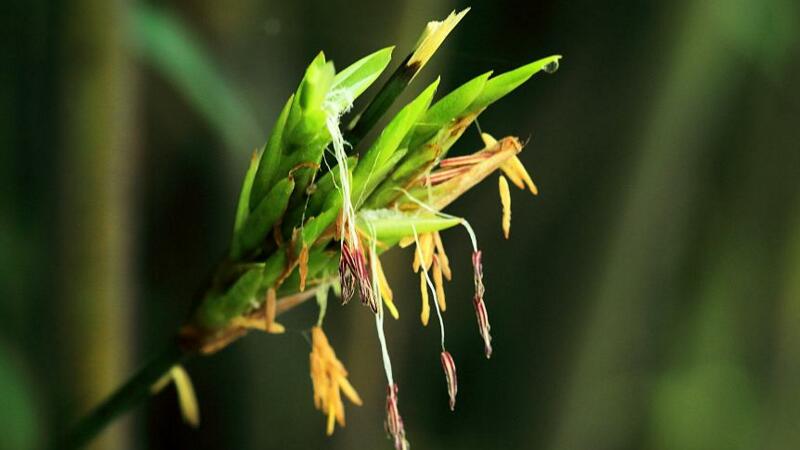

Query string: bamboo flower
310 326 363 435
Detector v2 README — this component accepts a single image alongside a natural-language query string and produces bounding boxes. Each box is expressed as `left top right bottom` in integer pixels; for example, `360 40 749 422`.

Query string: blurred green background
2 0 799 449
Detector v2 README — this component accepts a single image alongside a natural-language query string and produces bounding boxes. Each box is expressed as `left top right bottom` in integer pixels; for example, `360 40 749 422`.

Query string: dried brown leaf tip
310 326 363 435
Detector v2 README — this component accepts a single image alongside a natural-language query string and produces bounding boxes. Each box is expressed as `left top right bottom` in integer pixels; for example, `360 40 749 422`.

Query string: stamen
414 233 434 272
339 240 375 311
298 245 310 291
480 132 498 148
309 326 363 436
366 226 396 387
498 175 512 239
471 251 492 358
372 254 399 319
171 366 200 427
433 256 447 311
151 365 200 427
413 226 447 350
440 351 458 411
265 288 285 334
419 271 430 326
385 384 409 450
432 231 452 280
500 155 538 195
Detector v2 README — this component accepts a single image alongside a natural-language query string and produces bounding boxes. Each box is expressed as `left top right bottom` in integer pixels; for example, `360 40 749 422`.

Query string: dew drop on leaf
543 60 559 74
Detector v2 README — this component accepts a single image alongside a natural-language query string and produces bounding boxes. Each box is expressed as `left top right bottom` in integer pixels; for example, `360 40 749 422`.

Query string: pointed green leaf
357 209 461 241
329 47 394 112
235 177 295 258
352 78 440 201
353 147 407 208
412 71 492 146
250 94 294 209
231 151 260 255
467 55 562 112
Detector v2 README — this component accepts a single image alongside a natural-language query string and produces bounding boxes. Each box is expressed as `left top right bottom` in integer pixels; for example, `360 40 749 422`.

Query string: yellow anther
373 255 399 319
298 245 310 292
265 288 285 334
413 233 435 272
310 326 362 436
433 231 452 281
150 365 200 427
499 175 512 239
480 132 498 148
433 256 447 311
501 155 538 195
420 271 430 326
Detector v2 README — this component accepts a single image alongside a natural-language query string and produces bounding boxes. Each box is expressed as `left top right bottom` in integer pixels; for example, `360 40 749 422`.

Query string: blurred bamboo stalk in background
768 201 800 450
59 0 137 448
547 2 758 449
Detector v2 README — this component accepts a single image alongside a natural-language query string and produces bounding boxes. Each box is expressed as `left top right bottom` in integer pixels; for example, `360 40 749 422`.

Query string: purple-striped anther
384 383 409 450
339 241 375 312
440 351 458 411
471 250 492 358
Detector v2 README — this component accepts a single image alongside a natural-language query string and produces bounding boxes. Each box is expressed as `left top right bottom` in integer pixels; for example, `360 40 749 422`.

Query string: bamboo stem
59 341 190 450
58 288 320 449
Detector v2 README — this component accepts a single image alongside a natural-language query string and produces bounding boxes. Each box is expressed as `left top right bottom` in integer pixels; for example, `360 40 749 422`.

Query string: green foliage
351 79 440 204
234 177 295 259
330 47 395 111
250 95 295 210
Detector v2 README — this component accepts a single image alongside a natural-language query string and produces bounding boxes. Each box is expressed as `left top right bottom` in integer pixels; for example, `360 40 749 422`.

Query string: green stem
58 340 192 450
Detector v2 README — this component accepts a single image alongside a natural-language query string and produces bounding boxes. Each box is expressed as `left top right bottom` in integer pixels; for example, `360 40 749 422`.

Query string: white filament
395 187 479 251
323 89 359 248
366 223 395 386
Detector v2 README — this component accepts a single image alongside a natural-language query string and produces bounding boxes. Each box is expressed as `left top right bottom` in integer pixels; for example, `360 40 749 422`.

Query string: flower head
182 19 560 447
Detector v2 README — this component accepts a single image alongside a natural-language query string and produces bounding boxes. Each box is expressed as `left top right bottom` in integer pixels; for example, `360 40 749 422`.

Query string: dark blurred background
2 0 799 449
